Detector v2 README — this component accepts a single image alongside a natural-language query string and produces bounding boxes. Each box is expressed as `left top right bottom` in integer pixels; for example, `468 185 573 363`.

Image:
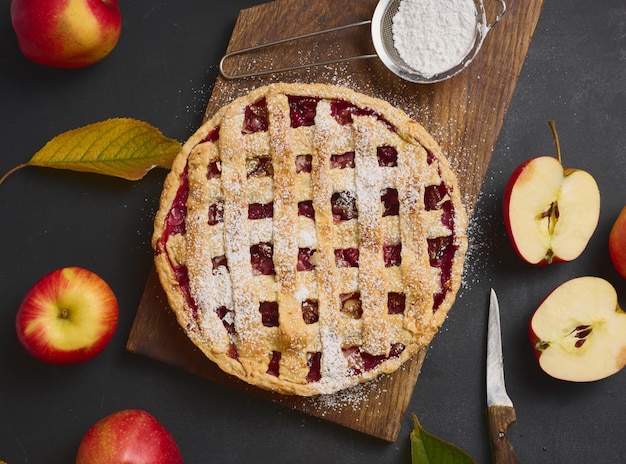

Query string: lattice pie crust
153 83 467 396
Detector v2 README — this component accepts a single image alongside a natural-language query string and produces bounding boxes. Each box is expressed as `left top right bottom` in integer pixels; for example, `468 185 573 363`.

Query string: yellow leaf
0 118 182 184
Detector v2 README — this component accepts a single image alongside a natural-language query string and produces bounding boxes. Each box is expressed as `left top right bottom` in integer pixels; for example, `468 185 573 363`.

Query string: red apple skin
15 267 118 364
609 206 626 279
76 409 183 464
502 158 545 264
10 0 122 68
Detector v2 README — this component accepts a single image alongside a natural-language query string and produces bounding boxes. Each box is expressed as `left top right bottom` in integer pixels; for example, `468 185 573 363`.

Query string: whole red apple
10 0 122 68
76 409 183 464
609 206 626 279
15 266 118 364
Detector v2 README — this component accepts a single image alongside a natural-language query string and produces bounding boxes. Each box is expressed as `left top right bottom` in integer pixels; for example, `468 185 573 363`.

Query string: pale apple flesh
609 206 626 279
10 0 121 68
529 276 626 382
503 156 600 264
15 267 118 364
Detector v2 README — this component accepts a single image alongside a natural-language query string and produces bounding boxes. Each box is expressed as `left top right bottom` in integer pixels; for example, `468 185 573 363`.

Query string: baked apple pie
153 83 467 396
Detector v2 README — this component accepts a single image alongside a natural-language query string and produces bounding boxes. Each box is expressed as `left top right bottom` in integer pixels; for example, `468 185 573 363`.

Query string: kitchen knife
486 288 518 463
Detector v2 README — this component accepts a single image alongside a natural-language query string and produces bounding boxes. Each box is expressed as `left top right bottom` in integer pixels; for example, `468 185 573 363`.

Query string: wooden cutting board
127 0 544 442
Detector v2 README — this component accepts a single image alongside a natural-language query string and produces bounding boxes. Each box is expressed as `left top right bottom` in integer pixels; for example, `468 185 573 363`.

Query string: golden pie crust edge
152 83 468 396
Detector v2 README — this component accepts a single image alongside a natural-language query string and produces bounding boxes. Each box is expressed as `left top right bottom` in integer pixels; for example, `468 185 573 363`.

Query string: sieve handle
486 0 507 29
219 20 377 80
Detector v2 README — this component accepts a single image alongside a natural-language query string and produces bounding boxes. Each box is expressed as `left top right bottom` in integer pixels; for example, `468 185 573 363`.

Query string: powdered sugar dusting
392 0 478 78
159 83 467 396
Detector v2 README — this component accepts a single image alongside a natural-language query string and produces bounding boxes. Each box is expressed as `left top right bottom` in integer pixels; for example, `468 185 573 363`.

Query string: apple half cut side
15 267 119 364
529 276 626 382
503 155 600 265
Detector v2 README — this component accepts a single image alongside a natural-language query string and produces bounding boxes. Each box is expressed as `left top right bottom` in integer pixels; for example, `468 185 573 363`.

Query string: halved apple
529 276 626 382
503 121 600 265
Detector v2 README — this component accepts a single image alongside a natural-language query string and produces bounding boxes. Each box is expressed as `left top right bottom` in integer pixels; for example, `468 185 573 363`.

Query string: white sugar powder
392 0 478 78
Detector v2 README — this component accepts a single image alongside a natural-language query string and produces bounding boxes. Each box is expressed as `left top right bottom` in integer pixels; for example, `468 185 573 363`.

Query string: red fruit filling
295 154 312 173
211 255 228 273
377 145 398 167
228 343 238 360
297 248 316 271
267 351 281 376
208 202 224 225
330 151 355 169
216 306 235 334
207 161 221 179
306 352 322 383
302 300 319 324
330 99 376 125
330 99 395 131
335 248 359 267
383 243 402 267
243 98 268 134
259 301 279 327
200 125 220 144
250 243 275 276
428 236 457 310
343 343 405 376
248 202 273 220
381 188 399 216
424 183 454 228
298 200 315 219
172 265 198 320
306 343 406 383
387 292 406 314
340 292 362 319
331 191 358 222
423 179 458 311
288 95 320 128
157 165 190 253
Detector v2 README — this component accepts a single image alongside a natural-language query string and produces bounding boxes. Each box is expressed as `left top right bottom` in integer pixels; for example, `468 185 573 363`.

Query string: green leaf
0 118 181 184
411 414 476 464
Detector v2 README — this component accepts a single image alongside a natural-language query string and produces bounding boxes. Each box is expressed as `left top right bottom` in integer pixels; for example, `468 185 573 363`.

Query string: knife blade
486 288 518 464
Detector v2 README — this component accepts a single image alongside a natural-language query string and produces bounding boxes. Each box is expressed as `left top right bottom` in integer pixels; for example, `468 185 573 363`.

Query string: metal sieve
219 0 506 83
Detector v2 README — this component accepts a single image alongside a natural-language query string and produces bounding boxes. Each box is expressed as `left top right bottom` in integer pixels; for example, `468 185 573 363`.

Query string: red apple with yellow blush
10 0 122 68
76 409 183 464
15 266 118 364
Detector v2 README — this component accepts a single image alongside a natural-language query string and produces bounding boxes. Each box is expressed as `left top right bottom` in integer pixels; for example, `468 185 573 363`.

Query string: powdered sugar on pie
153 83 468 396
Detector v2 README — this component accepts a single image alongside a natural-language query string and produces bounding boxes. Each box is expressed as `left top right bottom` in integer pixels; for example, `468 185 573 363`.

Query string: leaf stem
0 164 27 186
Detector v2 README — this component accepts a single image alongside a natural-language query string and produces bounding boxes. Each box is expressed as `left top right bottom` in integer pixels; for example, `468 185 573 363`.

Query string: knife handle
486 405 518 464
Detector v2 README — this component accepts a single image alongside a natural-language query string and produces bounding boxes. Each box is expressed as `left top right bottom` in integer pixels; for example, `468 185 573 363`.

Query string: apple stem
548 120 562 164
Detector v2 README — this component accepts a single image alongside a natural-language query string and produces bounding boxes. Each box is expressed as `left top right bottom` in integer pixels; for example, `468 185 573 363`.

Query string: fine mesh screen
377 0 408 70
374 0 483 76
